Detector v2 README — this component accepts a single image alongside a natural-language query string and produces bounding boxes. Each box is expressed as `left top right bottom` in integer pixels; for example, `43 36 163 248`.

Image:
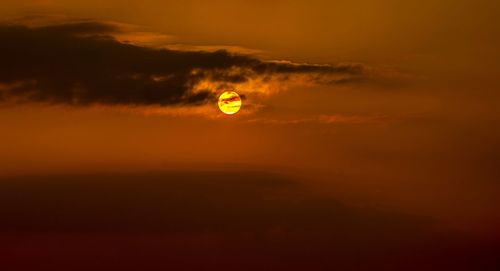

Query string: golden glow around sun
218 91 242 115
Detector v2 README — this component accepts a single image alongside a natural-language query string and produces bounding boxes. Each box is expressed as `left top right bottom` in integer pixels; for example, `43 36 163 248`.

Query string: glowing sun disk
218 91 242 115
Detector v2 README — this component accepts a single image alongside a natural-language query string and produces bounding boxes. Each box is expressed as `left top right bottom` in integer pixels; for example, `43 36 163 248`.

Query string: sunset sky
0 1 499 270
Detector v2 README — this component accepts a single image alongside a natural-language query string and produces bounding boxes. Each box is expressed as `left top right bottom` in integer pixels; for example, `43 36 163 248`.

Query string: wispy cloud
246 114 390 125
0 19 368 109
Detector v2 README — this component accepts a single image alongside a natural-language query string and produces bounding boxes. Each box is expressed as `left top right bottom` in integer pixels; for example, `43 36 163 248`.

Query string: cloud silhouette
0 21 365 107
0 171 497 271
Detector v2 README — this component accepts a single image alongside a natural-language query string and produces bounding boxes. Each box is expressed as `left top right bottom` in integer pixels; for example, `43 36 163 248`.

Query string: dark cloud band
0 21 364 106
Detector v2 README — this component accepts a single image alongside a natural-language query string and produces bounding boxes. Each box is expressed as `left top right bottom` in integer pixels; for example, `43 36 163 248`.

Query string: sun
218 91 242 115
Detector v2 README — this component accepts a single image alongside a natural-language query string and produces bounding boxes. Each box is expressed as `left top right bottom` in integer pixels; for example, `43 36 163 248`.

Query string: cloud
246 114 391 125
0 20 365 107
0 171 436 235
0 172 497 270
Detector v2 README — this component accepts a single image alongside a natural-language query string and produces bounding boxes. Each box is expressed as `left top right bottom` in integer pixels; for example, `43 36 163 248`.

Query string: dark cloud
0 171 429 233
0 171 498 270
0 21 364 107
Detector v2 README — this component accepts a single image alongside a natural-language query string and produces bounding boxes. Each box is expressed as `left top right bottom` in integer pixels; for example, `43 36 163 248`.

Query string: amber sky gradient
0 1 499 270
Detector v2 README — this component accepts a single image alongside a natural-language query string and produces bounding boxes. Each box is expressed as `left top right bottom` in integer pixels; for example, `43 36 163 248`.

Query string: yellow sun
218 91 242 115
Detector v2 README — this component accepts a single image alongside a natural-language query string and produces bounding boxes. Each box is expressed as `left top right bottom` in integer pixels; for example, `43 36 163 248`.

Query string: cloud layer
0 21 365 107
0 172 497 270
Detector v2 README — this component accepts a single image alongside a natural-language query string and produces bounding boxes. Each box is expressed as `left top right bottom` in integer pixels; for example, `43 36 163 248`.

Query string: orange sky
0 0 499 235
